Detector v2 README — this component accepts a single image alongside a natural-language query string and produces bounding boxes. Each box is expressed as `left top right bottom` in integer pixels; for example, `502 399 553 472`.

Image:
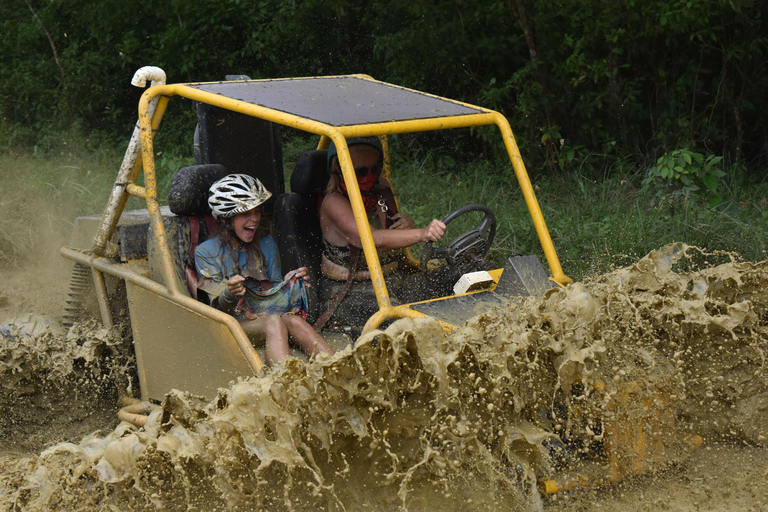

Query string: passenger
319 137 461 303
195 174 334 365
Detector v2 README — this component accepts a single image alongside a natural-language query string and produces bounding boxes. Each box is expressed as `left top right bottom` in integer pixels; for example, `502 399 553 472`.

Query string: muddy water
1 243 767 511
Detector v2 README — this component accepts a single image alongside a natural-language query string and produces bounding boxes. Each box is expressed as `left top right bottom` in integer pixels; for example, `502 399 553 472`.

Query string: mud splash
0 318 133 457
1 243 767 511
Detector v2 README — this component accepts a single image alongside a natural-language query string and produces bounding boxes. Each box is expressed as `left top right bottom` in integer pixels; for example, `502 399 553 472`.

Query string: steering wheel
420 204 496 273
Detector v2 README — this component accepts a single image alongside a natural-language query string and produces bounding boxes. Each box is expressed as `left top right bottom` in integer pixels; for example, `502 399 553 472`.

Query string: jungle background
1 0 767 278
2 4 768 511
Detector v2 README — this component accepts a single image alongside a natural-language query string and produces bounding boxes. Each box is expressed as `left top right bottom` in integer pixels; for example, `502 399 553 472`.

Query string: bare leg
281 314 335 359
240 315 290 365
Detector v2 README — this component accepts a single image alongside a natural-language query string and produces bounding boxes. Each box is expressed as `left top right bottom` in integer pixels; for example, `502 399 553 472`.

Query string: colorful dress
195 235 307 320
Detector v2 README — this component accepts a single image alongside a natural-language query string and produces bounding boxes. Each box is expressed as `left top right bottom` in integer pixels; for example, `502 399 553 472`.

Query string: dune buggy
61 67 697 494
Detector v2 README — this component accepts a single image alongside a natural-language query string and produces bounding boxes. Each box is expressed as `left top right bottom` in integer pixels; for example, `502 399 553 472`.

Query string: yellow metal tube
137 90 180 296
93 96 169 256
60 247 264 373
329 134 392 310
330 113 499 137
117 396 159 428
91 268 114 328
493 113 573 286
125 183 151 199
362 304 464 334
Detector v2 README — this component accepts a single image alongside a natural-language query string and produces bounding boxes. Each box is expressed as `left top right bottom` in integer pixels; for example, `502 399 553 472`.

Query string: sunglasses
354 164 383 178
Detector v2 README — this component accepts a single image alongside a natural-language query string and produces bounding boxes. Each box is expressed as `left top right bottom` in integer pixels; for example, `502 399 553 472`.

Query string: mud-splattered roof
188 76 484 126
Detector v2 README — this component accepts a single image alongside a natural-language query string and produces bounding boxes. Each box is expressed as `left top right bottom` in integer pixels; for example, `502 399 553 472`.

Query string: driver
319 137 461 304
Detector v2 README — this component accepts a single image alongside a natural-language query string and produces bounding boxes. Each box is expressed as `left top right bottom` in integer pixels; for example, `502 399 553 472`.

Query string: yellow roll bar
97 75 570 341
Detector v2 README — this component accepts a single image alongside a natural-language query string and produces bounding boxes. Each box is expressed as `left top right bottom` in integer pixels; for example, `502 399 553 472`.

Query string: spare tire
167 164 229 216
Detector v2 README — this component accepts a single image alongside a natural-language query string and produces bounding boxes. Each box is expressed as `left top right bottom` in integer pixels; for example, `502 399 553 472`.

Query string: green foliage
387 141 768 280
2 134 766 276
643 148 726 206
1 0 766 177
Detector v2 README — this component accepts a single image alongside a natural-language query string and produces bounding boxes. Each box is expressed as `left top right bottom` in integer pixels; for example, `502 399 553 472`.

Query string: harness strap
189 216 201 265
187 215 220 301
313 246 360 331
188 215 219 266
203 214 218 240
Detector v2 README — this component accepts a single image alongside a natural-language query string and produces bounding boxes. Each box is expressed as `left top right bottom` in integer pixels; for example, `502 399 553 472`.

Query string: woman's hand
288 267 311 285
226 275 246 297
388 212 415 230
420 219 446 243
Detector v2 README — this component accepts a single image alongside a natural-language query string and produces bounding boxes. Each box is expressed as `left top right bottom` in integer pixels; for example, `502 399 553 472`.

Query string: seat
193 76 284 218
273 150 392 330
273 150 329 323
164 164 229 303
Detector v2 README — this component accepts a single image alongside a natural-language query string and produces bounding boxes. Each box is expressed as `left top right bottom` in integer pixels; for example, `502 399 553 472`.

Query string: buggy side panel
126 281 255 402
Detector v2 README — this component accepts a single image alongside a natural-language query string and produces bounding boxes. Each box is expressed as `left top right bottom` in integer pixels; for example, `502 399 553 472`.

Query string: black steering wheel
420 204 497 273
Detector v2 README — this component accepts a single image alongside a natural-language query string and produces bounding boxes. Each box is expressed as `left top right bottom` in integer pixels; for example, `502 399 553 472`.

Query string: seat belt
188 215 219 266
188 216 201 264
186 216 203 299
313 246 360 331
187 215 220 300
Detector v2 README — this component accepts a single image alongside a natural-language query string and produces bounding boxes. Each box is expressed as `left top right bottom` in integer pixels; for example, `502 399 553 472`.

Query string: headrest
168 164 229 216
290 150 329 197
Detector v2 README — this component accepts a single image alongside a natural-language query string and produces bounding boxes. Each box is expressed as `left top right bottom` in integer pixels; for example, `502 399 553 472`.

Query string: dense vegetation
1 0 766 275
2 0 766 172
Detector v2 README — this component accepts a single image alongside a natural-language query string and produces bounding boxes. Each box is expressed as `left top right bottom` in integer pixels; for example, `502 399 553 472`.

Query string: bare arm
321 193 445 252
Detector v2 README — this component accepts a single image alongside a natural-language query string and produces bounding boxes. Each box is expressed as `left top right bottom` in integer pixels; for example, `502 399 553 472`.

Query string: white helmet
208 174 272 220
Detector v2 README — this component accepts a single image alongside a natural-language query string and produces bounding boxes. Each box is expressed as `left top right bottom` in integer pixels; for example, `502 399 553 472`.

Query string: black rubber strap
313 246 360 331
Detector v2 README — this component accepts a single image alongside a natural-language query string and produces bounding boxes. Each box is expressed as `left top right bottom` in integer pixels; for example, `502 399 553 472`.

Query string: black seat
273 150 329 323
164 164 229 303
273 150 393 330
193 76 285 217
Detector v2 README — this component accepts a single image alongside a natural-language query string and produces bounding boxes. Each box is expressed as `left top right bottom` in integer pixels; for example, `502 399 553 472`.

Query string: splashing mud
1 243 767 511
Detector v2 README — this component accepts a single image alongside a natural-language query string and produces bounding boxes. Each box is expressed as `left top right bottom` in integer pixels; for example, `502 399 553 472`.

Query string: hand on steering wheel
420 204 496 273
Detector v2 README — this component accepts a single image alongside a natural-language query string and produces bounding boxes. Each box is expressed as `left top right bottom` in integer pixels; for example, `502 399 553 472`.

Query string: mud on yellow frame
69 74 572 383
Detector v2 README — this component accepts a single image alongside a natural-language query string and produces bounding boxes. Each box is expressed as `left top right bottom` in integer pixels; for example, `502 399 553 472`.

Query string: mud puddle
1 243 767 511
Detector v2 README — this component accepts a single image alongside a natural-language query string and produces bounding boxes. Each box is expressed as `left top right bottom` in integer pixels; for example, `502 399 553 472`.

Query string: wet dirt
1 243 767 511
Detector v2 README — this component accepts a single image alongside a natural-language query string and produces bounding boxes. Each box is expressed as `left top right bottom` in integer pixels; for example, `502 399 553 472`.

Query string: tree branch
24 0 66 83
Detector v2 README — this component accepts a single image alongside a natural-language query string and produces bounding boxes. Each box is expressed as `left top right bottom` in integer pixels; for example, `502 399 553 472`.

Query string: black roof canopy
188 76 484 127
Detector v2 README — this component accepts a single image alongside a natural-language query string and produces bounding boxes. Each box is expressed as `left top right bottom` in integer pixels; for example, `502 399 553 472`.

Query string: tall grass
2 133 766 283
0 150 120 266
388 145 768 282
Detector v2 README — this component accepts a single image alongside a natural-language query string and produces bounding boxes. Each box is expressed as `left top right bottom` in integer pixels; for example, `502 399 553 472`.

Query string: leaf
702 174 719 192
706 155 724 165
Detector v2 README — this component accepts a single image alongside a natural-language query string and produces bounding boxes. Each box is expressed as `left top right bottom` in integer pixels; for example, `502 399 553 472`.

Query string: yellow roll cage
65 73 572 381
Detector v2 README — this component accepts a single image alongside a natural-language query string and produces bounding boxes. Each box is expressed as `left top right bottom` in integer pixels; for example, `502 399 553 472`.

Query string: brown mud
0 243 767 511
